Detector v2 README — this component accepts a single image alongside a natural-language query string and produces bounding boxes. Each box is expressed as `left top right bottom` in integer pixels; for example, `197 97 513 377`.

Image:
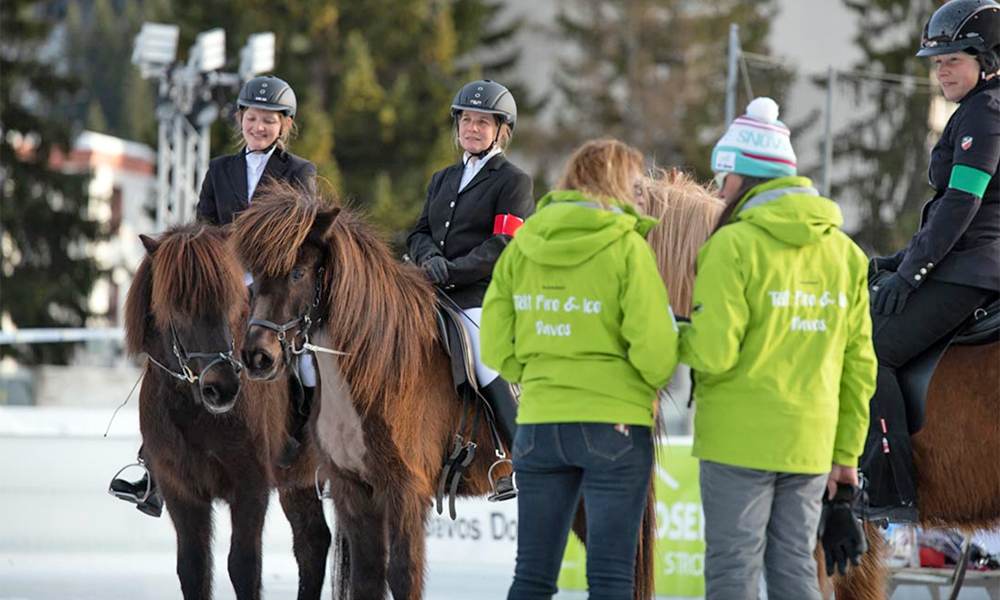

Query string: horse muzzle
242 347 282 381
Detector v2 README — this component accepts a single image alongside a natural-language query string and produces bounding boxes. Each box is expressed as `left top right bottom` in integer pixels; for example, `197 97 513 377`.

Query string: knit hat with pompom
711 97 797 179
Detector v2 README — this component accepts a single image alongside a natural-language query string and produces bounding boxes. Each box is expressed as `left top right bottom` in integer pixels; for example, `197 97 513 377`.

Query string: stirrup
487 456 517 502
108 462 153 504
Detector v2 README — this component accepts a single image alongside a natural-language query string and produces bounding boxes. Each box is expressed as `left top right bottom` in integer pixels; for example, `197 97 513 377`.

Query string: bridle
147 321 243 385
246 267 326 364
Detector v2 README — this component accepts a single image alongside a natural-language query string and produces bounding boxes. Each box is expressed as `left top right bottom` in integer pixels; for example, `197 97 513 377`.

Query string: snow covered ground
0 406 994 599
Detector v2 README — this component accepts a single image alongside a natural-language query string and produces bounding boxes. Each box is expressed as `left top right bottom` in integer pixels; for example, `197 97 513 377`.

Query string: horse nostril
250 350 274 373
201 384 221 405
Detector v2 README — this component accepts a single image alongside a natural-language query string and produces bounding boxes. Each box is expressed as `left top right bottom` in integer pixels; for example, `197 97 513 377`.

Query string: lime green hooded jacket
481 190 679 427
680 177 877 474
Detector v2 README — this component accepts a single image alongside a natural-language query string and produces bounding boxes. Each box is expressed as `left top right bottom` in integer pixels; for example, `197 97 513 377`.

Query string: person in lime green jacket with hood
482 139 679 600
681 98 877 599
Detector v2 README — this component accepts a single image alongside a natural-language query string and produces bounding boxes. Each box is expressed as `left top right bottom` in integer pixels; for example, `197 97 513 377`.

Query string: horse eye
291 268 306 282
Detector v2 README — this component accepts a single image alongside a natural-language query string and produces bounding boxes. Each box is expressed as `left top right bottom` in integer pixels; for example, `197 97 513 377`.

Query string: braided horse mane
124 223 246 357
233 180 439 424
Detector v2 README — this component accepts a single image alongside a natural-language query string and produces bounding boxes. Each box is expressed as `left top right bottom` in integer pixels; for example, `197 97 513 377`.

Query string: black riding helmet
237 75 297 119
451 80 517 160
917 0 1000 74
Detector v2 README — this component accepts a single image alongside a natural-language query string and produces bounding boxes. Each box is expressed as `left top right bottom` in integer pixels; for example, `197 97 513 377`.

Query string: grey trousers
700 460 827 600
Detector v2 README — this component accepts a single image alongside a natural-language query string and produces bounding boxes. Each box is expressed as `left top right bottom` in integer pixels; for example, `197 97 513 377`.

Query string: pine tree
534 0 786 181
1 0 104 363
833 0 937 254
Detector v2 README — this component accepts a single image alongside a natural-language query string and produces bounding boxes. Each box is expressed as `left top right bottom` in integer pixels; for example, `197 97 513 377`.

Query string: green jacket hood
515 190 659 266
731 177 844 247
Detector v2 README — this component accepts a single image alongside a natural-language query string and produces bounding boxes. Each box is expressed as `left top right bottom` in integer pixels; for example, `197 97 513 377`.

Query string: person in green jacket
481 139 679 600
681 98 878 599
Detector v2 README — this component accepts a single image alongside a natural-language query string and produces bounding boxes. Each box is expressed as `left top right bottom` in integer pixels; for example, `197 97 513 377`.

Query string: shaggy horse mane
234 181 439 420
124 223 246 357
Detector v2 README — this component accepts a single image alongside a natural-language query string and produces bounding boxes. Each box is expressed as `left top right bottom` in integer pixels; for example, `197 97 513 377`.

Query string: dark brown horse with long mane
124 223 331 600
232 184 659 600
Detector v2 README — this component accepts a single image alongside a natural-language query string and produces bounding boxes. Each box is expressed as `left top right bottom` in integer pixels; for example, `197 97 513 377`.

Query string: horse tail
632 462 659 600
331 526 351 600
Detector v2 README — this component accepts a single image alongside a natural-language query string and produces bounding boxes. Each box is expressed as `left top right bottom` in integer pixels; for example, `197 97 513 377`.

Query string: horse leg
329 474 388 600
386 487 428 600
829 521 890 600
278 486 332 600
169 496 214 600
227 491 270 600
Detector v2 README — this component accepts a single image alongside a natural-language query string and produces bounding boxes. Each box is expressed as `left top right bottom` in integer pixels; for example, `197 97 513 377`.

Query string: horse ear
140 234 161 256
311 207 342 241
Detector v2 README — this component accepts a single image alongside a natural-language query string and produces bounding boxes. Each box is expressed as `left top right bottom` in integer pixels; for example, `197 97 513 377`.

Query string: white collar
462 146 502 169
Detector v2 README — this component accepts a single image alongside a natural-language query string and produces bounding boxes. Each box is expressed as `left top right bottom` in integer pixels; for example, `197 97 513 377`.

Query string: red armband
493 214 524 237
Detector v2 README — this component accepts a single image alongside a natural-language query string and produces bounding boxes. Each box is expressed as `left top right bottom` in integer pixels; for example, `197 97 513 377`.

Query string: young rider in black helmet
863 0 1000 514
109 76 318 517
406 79 535 462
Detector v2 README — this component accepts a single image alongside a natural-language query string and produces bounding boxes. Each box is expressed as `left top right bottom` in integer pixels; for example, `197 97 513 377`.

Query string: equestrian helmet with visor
237 75 297 119
917 0 1000 73
451 80 517 132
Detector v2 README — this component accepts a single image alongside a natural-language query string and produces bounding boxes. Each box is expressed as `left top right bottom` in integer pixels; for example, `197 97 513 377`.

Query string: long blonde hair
645 168 724 317
557 139 644 208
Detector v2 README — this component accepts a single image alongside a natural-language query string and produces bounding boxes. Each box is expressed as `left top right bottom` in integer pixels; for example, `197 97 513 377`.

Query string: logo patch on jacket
961 136 973 151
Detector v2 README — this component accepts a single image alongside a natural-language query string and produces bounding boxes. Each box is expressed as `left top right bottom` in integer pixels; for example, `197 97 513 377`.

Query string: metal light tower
132 24 276 230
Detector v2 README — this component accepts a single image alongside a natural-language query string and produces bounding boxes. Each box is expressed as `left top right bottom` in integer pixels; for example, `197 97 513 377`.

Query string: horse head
234 181 340 381
125 224 248 414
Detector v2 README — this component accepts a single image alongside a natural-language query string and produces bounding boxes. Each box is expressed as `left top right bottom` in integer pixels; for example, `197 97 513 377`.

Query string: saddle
433 297 515 519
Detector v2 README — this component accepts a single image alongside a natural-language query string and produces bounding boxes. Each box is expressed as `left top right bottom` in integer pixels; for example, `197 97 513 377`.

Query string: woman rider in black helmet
109 75 318 517
863 0 1000 514
406 80 535 471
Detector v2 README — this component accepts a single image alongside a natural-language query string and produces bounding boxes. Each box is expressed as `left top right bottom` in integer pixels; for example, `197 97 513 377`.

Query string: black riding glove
871 273 913 316
818 483 868 576
422 256 451 285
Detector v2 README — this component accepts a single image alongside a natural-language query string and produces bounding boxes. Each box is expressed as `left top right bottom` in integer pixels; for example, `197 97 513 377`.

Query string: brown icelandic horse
232 183 659 600
124 223 331 600
822 341 1000 600
645 172 1000 600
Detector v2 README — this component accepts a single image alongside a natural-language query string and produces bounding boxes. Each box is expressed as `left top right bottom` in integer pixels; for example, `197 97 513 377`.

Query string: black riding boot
860 366 918 519
278 382 314 468
109 446 163 518
481 378 518 450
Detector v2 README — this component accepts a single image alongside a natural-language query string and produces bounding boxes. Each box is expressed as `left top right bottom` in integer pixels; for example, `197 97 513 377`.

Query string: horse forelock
233 181 321 277
148 224 246 330
321 210 438 419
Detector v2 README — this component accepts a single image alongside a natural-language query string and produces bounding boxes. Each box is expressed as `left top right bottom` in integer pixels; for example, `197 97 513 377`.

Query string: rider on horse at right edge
864 0 1000 516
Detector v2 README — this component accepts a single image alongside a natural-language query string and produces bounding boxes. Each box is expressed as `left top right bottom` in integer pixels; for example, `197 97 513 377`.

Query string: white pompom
745 97 780 123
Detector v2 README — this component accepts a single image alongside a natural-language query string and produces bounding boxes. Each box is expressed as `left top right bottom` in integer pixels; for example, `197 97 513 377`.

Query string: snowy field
0 406 995 600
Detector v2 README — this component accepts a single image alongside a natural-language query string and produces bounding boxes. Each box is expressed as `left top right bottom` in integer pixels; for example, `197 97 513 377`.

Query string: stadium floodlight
239 32 276 80
131 22 180 75
188 28 226 73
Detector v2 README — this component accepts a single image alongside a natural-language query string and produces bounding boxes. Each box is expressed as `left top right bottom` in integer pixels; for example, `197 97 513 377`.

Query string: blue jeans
507 423 653 600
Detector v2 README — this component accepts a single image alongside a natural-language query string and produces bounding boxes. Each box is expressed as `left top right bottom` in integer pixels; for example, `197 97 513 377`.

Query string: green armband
948 164 991 198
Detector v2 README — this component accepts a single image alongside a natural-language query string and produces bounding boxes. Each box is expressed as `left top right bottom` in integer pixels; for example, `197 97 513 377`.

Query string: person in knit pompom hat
680 97 878 598
711 97 797 183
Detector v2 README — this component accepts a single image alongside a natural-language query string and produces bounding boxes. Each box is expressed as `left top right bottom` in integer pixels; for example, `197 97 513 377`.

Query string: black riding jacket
406 154 535 308
892 77 1000 292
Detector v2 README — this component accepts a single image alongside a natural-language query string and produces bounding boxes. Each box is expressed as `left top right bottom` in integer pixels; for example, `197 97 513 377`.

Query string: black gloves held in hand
422 256 451 285
871 272 914 316
819 483 868 576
